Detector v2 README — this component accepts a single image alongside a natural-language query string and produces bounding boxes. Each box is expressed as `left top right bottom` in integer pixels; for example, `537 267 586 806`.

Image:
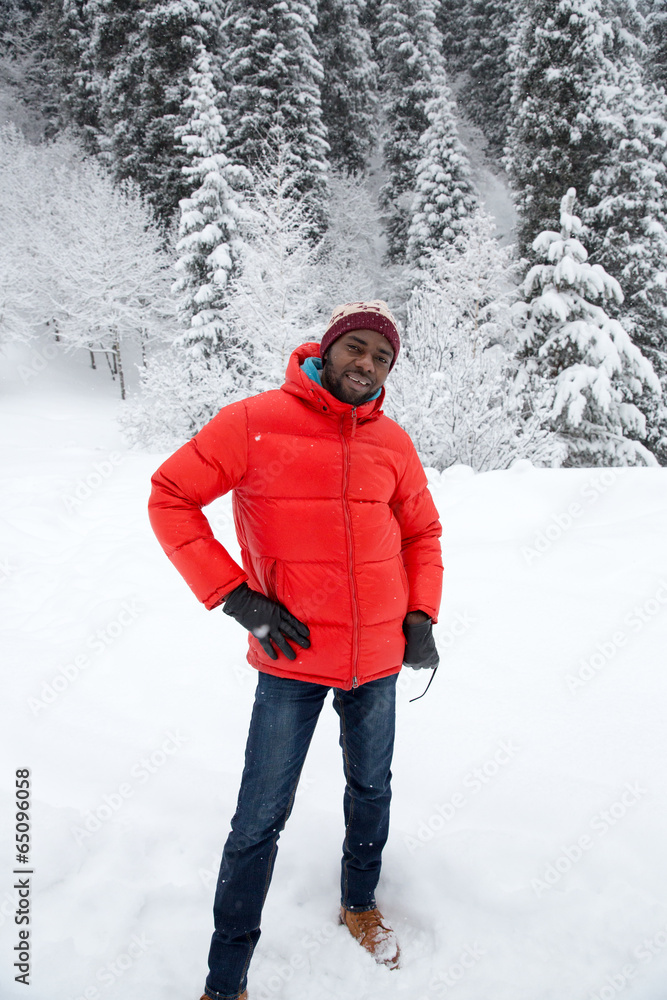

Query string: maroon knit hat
320 300 400 369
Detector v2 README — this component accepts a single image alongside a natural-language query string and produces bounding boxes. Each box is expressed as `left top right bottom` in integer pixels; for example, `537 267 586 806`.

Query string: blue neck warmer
301 356 381 401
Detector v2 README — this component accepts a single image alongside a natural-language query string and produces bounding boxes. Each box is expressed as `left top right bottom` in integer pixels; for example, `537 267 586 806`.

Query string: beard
321 355 378 406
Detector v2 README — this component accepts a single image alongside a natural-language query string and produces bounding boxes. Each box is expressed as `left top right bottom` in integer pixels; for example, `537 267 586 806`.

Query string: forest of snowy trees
2 0 667 469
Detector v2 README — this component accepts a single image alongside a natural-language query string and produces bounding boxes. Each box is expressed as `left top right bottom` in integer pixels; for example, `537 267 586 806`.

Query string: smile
345 373 371 387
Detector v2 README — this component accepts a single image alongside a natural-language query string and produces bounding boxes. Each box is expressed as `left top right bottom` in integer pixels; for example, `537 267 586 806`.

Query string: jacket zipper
341 409 359 688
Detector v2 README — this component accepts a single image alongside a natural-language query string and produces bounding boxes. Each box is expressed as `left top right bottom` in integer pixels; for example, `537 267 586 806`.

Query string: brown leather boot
339 906 400 969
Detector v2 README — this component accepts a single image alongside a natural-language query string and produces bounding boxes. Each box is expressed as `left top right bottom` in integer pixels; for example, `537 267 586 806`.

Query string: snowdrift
2 344 667 1000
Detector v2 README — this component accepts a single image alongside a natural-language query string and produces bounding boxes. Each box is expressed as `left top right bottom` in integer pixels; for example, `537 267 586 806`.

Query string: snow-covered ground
2 340 667 1000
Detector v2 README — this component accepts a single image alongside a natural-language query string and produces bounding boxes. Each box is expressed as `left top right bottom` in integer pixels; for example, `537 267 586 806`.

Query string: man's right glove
223 582 311 661
402 618 439 669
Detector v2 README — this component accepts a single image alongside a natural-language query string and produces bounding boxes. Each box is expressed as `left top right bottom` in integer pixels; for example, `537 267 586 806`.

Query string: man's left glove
403 618 439 669
223 582 311 661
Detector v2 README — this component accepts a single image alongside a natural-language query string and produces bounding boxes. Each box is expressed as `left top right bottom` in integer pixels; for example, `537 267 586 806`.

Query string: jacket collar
281 342 386 422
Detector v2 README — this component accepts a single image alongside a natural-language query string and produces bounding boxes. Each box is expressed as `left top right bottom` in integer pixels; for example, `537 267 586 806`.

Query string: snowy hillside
2 342 667 1000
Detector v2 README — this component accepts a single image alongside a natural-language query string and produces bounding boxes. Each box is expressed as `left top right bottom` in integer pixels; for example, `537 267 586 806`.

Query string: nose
355 351 374 374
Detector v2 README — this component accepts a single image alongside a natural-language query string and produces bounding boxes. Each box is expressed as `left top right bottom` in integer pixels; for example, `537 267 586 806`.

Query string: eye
376 356 389 366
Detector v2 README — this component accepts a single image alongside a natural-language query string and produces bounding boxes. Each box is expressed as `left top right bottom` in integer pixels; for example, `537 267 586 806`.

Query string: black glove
403 618 439 669
223 582 310 661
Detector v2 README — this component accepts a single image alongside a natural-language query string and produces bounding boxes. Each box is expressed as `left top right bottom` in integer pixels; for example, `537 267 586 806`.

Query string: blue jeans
204 671 398 1000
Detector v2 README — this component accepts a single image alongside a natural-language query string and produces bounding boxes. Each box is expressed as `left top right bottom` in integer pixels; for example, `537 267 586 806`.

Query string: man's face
320 329 394 406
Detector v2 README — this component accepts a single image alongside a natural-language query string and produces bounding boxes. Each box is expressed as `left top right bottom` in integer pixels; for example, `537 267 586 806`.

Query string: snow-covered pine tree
56 0 101 150
123 143 325 448
0 0 74 138
85 0 224 223
358 0 381 32
612 0 647 38
518 188 661 466
0 0 22 43
646 0 667 87
314 0 379 175
222 140 325 396
435 0 469 72
378 0 473 262
389 212 562 470
584 62 667 463
505 0 617 257
222 0 329 236
406 90 477 266
173 46 252 358
0 4 43 138
460 0 517 158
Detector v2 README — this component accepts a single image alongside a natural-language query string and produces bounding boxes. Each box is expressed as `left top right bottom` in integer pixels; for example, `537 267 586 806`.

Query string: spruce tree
406 91 477 265
610 0 647 46
314 0 379 174
57 0 101 150
358 0 382 43
222 0 329 235
173 46 252 357
222 139 325 396
0 0 74 137
584 64 667 463
435 0 469 72
0 1 39 58
378 0 472 261
506 0 617 256
461 0 517 157
647 0 667 88
518 189 660 466
86 0 224 223
390 212 562 470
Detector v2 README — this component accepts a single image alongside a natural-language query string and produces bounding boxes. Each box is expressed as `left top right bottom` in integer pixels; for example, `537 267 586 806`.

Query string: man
148 300 443 1000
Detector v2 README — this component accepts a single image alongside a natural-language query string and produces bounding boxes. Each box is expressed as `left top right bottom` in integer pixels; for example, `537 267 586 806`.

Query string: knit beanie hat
320 300 400 369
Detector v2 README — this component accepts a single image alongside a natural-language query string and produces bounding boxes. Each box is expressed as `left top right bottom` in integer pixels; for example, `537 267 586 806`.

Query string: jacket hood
281 342 386 422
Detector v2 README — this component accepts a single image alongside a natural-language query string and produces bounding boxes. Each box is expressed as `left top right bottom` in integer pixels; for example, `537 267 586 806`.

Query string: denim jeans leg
333 673 397 911
205 673 328 999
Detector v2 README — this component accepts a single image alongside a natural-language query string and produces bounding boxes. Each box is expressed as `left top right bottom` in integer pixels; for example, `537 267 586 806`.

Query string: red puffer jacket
148 343 443 689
